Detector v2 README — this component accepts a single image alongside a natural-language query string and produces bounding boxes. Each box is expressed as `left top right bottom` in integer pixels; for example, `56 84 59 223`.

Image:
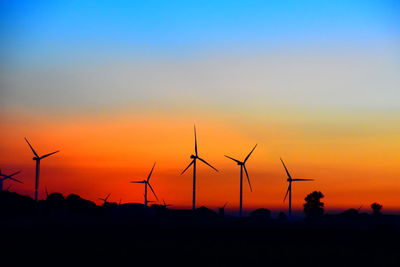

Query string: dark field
2 220 400 266
1 191 399 267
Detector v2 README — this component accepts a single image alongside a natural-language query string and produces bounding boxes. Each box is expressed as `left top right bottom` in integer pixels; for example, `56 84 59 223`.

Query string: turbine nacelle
190 154 196 159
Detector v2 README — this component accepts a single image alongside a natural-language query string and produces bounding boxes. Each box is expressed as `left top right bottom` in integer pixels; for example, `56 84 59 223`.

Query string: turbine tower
280 158 314 216
24 138 59 201
225 144 257 217
131 162 158 206
181 126 218 210
0 170 22 191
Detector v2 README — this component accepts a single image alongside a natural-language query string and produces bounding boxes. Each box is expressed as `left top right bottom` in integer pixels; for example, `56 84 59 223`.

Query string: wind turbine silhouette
131 162 158 206
225 144 257 217
162 199 172 208
24 138 59 201
98 193 111 205
218 202 229 217
147 199 156 205
0 170 22 191
280 158 314 216
181 126 218 210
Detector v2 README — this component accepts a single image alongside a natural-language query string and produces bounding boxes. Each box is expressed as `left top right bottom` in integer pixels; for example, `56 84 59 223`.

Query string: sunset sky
1 0 399 214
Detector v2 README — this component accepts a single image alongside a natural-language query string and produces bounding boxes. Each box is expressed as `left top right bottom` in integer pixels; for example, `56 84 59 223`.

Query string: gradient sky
1 0 399 214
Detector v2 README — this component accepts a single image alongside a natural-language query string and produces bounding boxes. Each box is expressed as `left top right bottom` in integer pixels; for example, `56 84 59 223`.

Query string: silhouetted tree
0 191 35 216
102 202 118 209
341 208 359 217
277 212 287 221
303 191 324 218
45 192 65 210
195 206 218 217
47 192 64 201
250 208 271 221
65 194 96 213
371 202 382 215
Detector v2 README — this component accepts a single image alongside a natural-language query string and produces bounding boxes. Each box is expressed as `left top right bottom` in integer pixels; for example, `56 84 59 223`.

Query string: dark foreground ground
2 220 400 267
1 191 399 267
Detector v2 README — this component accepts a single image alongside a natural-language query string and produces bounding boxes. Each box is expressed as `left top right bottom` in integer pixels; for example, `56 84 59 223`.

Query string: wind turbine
162 199 172 208
0 170 23 191
225 144 257 217
280 158 314 216
24 137 59 201
98 193 111 205
218 202 228 217
181 125 218 210
130 162 158 206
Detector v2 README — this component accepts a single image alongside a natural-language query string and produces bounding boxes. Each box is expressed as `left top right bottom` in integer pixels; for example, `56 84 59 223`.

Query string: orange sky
1 108 399 214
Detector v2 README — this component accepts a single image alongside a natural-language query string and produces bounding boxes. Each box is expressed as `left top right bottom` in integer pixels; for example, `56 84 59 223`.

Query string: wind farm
1 131 320 217
1 1 399 266
0 131 399 267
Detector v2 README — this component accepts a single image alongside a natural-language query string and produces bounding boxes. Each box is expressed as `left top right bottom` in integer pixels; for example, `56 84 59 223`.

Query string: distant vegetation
303 191 324 219
0 190 396 228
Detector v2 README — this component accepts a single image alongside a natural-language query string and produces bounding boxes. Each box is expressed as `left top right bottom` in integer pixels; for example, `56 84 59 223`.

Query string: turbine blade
283 184 290 202
24 137 39 157
147 162 156 181
198 157 218 172
1 171 21 178
148 183 159 201
224 155 241 164
105 193 111 202
194 125 198 156
292 178 314 181
8 170 21 177
8 177 23 184
243 165 253 192
280 158 292 179
41 150 60 159
244 144 257 163
181 160 194 175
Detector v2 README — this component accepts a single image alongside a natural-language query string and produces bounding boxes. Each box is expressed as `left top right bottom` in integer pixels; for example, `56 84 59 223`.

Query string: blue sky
2 0 399 67
1 1 400 209
1 0 399 115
